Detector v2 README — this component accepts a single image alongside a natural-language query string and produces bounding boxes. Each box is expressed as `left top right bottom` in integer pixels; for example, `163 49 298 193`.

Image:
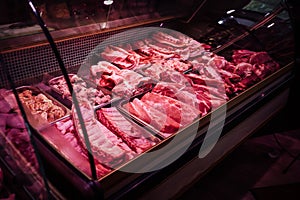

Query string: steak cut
124 98 180 136
141 92 200 126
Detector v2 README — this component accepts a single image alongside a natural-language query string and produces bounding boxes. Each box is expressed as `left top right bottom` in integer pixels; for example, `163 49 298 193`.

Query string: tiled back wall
0 22 164 88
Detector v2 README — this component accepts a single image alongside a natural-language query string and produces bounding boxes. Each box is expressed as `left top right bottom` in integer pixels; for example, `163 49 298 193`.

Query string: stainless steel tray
117 91 201 139
16 85 70 130
48 74 76 101
48 74 118 109
38 104 162 182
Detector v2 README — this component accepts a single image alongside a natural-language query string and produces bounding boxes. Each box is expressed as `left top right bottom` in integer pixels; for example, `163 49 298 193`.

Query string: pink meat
232 49 255 64
208 55 228 69
99 73 124 90
2 113 25 129
112 70 153 97
6 128 38 169
152 32 185 48
128 99 180 135
123 99 151 124
152 82 184 98
152 82 211 115
0 99 11 113
249 52 273 65
96 107 159 153
141 92 200 126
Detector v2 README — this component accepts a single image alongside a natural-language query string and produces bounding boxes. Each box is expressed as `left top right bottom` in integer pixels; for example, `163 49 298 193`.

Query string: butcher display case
0 0 297 199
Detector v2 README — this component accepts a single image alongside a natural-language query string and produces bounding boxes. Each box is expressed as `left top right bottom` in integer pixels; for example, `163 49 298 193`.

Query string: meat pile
123 92 200 137
99 32 209 71
191 50 280 97
72 101 134 168
232 50 280 88
96 31 280 102
48 74 111 106
71 99 159 170
55 117 113 177
90 61 155 97
18 89 66 123
0 88 39 170
101 45 151 70
96 107 160 153
0 31 281 181
92 31 280 136
93 31 211 98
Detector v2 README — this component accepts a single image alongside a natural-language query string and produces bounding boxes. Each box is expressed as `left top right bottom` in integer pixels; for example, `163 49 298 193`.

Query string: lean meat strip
152 32 187 48
96 107 160 154
90 61 121 84
146 34 208 59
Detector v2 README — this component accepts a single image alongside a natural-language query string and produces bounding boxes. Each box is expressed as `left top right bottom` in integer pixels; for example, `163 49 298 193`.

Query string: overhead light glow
104 0 113 5
267 23 275 28
218 20 224 25
226 9 235 14
101 22 107 29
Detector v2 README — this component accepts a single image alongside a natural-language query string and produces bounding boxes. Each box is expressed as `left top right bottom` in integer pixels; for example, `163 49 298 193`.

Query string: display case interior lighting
104 0 114 5
267 22 275 28
226 9 235 14
218 20 224 25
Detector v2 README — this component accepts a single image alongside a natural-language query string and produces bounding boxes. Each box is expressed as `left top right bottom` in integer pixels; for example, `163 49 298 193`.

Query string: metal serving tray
48 74 76 102
117 90 201 139
94 104 161 147
47 74 118 109
33 60 293 200
37 104 162 183
16 85 70 130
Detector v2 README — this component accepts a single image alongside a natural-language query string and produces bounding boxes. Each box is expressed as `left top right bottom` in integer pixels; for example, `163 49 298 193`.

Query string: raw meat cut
151 82 211 116
72 101 131 167
18 89 66 123
152 32 186 48
49 74 111 106
133 39 180 60
96 107 159 154
111 70 154 97
101 45 149 70
0 89 39 170
123 98 180 136
140 92 201 126
55 117 133 176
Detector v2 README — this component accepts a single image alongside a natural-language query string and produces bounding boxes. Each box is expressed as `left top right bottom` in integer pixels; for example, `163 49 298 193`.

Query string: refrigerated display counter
0 0 296 199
